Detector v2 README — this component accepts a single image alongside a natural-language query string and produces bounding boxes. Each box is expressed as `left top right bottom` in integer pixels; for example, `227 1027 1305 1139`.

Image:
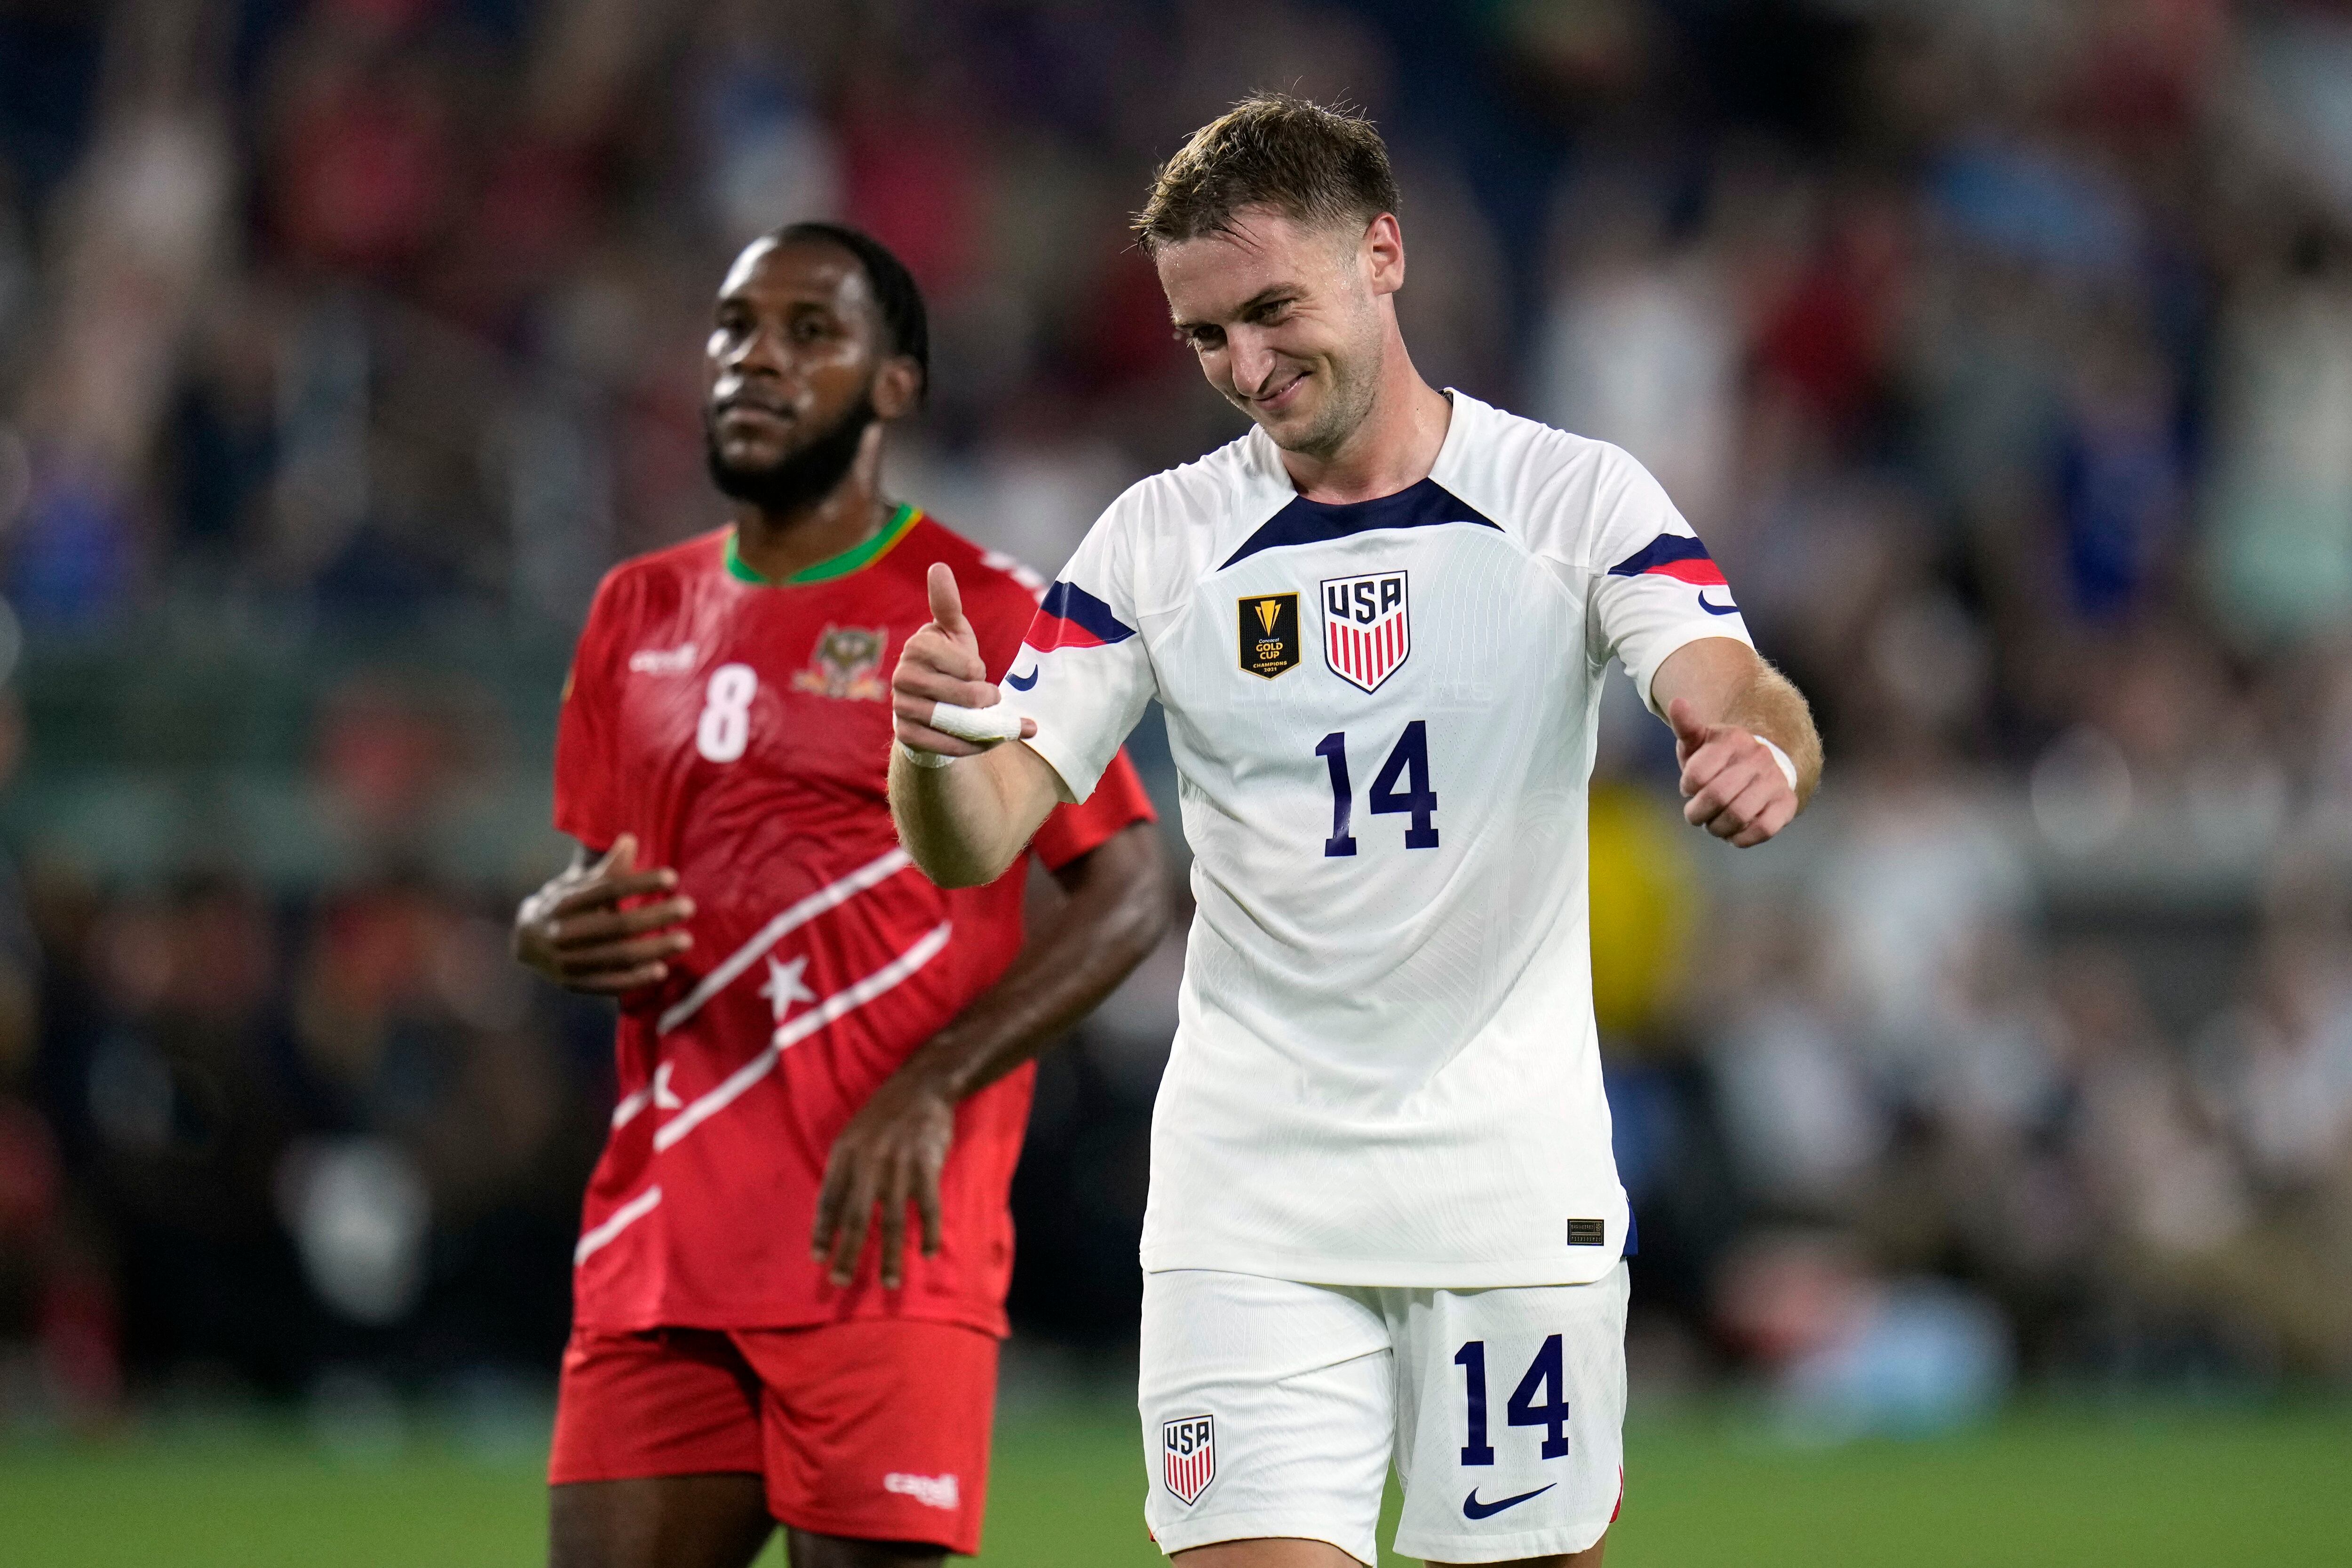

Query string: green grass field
3 1401 2346 1566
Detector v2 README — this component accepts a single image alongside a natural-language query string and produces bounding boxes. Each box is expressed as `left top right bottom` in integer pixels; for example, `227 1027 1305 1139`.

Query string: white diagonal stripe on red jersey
657 848 912 1035
573 1184 661 1265
610 1084 652 1130
652 923 953 1153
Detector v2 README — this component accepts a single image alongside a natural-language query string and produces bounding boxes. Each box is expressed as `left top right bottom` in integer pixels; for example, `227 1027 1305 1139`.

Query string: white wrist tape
897 740 955 770
927 691 1025 745
1756 735 1799 793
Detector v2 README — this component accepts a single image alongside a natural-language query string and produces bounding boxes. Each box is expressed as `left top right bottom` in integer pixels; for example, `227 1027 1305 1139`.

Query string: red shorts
548 1319 998 1555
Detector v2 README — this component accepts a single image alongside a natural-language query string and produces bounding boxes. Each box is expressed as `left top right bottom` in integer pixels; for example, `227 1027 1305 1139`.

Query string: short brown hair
1134 94 1400 254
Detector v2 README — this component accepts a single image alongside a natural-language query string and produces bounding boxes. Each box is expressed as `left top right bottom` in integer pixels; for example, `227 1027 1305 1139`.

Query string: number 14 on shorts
1454 1335 1572 1465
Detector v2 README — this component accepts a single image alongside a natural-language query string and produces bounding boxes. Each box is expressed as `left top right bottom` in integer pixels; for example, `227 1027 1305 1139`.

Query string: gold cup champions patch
1238 592 1300 679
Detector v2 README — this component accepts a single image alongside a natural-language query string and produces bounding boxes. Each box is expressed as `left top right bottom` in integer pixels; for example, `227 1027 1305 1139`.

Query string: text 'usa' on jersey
1002 392 1753 1288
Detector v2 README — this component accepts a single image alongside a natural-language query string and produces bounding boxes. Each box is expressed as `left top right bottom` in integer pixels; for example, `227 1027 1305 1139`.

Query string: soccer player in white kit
888 97 1822 1568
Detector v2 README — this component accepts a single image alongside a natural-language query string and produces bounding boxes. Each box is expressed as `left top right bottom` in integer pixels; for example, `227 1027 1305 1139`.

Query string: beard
704 389 876 514
1259 351 1381 460
1240 300 1386 461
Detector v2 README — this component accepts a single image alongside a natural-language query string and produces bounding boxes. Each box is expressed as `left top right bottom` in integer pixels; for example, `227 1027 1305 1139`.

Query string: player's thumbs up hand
1667 696 1711 768
1669 698 1798 849
926 561 974 645
893 563 1037 758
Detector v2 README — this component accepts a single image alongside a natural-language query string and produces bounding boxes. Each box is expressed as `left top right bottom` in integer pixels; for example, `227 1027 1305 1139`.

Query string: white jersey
1010 391 1753 1288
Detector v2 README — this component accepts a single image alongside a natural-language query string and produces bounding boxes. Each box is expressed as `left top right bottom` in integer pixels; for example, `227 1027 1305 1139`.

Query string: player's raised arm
1651 636 1821 848
889 562 1062 886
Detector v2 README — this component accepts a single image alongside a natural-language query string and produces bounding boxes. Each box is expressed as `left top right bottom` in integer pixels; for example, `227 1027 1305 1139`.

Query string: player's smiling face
703 237 907 486
1158 206 1395 458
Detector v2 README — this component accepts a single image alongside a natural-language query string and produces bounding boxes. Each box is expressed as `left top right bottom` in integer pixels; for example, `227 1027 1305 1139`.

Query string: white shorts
1139 1264 1629 1565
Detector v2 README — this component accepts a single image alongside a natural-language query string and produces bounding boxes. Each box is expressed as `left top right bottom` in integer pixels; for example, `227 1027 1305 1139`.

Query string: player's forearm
1653 637 1823 805
1715 662 1821 805
892 822 1169 1102
889 740 1060 888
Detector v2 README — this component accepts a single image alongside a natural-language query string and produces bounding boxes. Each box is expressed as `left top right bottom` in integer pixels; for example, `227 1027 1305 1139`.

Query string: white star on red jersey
759 955 817 1020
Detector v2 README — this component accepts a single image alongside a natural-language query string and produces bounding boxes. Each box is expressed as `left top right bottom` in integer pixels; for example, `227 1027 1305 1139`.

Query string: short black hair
763 221 930 397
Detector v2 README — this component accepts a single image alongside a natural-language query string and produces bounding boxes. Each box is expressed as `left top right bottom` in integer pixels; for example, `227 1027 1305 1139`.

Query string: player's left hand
810 1068 956 1289
1668 697 1797 848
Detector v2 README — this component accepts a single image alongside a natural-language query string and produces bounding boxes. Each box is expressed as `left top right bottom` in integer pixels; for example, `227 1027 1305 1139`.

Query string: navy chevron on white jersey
1009 391 1754 1288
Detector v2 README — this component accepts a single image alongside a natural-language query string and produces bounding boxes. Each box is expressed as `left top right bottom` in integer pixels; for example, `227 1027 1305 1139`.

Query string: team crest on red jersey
1321 571 1410 693
1161 1414 1215 1505
790 625 890 702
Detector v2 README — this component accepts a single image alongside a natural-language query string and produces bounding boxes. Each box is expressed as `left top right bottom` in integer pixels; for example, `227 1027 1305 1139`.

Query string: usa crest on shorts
1161 1413 1215 1505
1321 571 1410 693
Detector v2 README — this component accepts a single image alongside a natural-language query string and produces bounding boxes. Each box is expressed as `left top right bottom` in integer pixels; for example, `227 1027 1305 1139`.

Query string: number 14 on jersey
1315 720 1439 857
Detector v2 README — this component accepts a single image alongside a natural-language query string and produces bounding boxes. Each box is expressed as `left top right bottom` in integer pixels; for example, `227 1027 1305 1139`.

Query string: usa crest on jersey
1321 571 1410 693
1161 1413 1215 1505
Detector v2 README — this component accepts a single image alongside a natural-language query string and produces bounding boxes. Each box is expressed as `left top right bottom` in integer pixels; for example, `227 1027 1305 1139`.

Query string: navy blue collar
1220 478 1498 570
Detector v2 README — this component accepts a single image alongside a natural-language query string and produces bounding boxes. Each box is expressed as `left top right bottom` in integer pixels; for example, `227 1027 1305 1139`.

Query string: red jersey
553 504 1155 1337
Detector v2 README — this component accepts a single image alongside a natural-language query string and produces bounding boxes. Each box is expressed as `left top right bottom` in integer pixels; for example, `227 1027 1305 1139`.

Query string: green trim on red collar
724 503 922 585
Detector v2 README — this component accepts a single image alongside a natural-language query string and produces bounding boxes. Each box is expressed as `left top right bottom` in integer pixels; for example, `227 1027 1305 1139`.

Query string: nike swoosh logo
1003 667 1039 691
1462 1483 1555 1520
1698 590 1739 616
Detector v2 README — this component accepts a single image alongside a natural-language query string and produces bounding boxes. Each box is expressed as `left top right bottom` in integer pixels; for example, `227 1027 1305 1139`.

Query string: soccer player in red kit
511 223 1168 1568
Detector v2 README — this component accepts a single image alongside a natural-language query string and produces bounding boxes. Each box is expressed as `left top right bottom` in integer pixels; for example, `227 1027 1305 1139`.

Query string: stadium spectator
1 0 2350 1412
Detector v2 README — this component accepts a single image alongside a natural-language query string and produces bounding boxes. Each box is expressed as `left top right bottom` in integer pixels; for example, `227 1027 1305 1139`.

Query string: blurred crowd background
2 0 2351 1442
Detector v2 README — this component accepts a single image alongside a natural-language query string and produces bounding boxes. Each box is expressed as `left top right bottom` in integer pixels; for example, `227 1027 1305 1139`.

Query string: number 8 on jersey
697 663 758 763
